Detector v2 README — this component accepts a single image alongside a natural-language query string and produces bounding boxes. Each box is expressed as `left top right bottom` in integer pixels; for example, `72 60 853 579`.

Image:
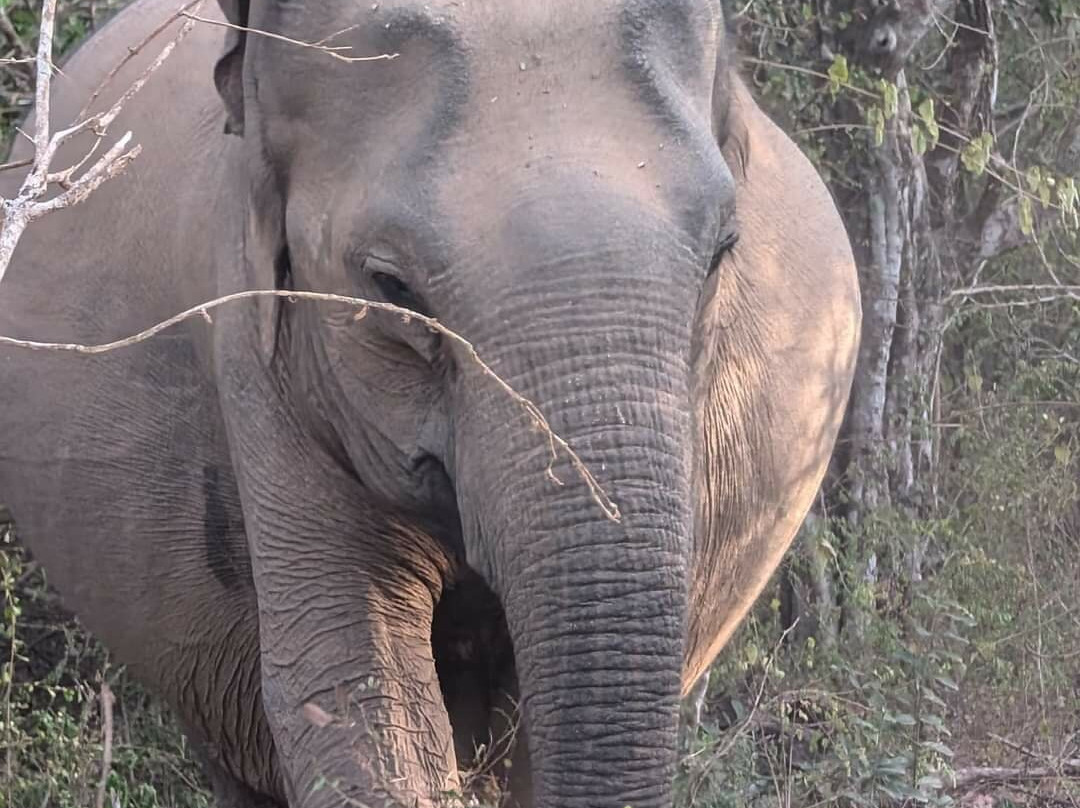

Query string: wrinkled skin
0 1 860 807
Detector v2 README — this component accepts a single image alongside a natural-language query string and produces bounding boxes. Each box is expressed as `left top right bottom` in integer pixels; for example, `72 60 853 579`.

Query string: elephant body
0 2 860 806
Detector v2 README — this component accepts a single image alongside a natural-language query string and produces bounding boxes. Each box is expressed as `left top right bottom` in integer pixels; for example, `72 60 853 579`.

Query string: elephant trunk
453 313 695 807
502 470 689 808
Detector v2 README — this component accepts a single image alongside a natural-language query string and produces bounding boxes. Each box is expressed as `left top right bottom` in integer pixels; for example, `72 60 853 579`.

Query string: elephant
0 1 860 806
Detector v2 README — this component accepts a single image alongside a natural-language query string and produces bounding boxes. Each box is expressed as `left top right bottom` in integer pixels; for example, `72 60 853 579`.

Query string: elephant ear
241 163 292 365
213 1 290 359
713 25 750 181
214 0 250 136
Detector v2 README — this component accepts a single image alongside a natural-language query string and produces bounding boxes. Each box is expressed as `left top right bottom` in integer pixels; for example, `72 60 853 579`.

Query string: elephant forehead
259 0 726 131
265 0 734 266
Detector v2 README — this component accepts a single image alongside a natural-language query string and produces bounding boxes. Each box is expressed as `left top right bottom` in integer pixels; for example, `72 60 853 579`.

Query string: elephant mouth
431 567 519 783
408 450 466 560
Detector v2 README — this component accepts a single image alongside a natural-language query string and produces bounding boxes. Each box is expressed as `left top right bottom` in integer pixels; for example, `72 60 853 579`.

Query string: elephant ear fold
243 170 291 364
718 75 751 184
712 27 750 182
214 0 249 136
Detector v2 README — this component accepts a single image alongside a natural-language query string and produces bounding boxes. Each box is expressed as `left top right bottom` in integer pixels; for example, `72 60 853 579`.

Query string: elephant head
214 1 746 805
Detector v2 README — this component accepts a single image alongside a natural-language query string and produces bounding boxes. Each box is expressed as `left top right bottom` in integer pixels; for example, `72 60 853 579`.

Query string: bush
0 529 210 808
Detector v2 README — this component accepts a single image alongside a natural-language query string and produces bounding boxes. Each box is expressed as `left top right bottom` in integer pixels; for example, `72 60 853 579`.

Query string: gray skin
0 1 860 806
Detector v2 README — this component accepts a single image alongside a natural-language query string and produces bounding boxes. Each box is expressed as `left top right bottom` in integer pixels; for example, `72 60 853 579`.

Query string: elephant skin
0 1 861 806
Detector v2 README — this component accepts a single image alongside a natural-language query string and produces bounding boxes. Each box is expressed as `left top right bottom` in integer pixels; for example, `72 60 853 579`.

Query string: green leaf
912 125 928 156
866 106 885 147
923 687 947 709
921 741 955 758
1026 165 1043 192
1019 195 1035 236
875 755 913 776
917 97 940 146
1057 177 1079 227
960 132 994 176
965 369 983 393
879 784 911 802
934 674 960 691
918 774 946 790
828 55 850 95
922 715 952 735
1040 176 1055 208
879 79 899 119
1054 444 1071 465
1025 166 1056 209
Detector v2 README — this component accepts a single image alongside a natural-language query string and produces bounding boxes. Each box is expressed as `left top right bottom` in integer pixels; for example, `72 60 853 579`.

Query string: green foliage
960 132 994 177
0 535 210 808
0 0 127 141
911 98 940 156
677 521 984 808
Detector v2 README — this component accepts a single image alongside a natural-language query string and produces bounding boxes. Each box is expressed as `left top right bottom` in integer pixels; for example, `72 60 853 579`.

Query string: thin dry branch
0 0 202 284
31 0 57 174
950 759 1080 790
180 11 400 63
0 289 621 522
79 0 206 120
947 283 1080 305
0 158 32 175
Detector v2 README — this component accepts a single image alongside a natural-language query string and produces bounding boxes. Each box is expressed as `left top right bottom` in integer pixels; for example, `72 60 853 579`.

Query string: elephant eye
707 231 739 276
371 270 431 318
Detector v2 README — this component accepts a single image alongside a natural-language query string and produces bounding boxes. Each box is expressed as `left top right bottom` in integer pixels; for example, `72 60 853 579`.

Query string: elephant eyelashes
708 232 739 276
371 271 431 318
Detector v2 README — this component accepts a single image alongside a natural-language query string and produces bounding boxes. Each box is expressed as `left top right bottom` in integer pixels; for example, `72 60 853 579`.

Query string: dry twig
947 283 1080 306
0 0 202 283
949 759 1080 790
180 11 400 63
0 289 621 522
79 0 206 120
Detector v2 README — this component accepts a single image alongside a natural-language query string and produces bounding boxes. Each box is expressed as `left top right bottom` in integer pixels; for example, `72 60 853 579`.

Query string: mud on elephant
0 0 860 806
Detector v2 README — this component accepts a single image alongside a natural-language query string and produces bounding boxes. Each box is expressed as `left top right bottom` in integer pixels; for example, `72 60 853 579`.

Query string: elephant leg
189 741 286 808
248 515 459 808
216 339 459 805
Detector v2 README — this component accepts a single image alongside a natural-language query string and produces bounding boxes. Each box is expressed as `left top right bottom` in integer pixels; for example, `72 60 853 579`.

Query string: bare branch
0 289 622 523
948 283 1080 304
949 759 1080 790
78 0 206 120
0 159 32 175
31 0 57 175
0 1 202 285
180 12 400 63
